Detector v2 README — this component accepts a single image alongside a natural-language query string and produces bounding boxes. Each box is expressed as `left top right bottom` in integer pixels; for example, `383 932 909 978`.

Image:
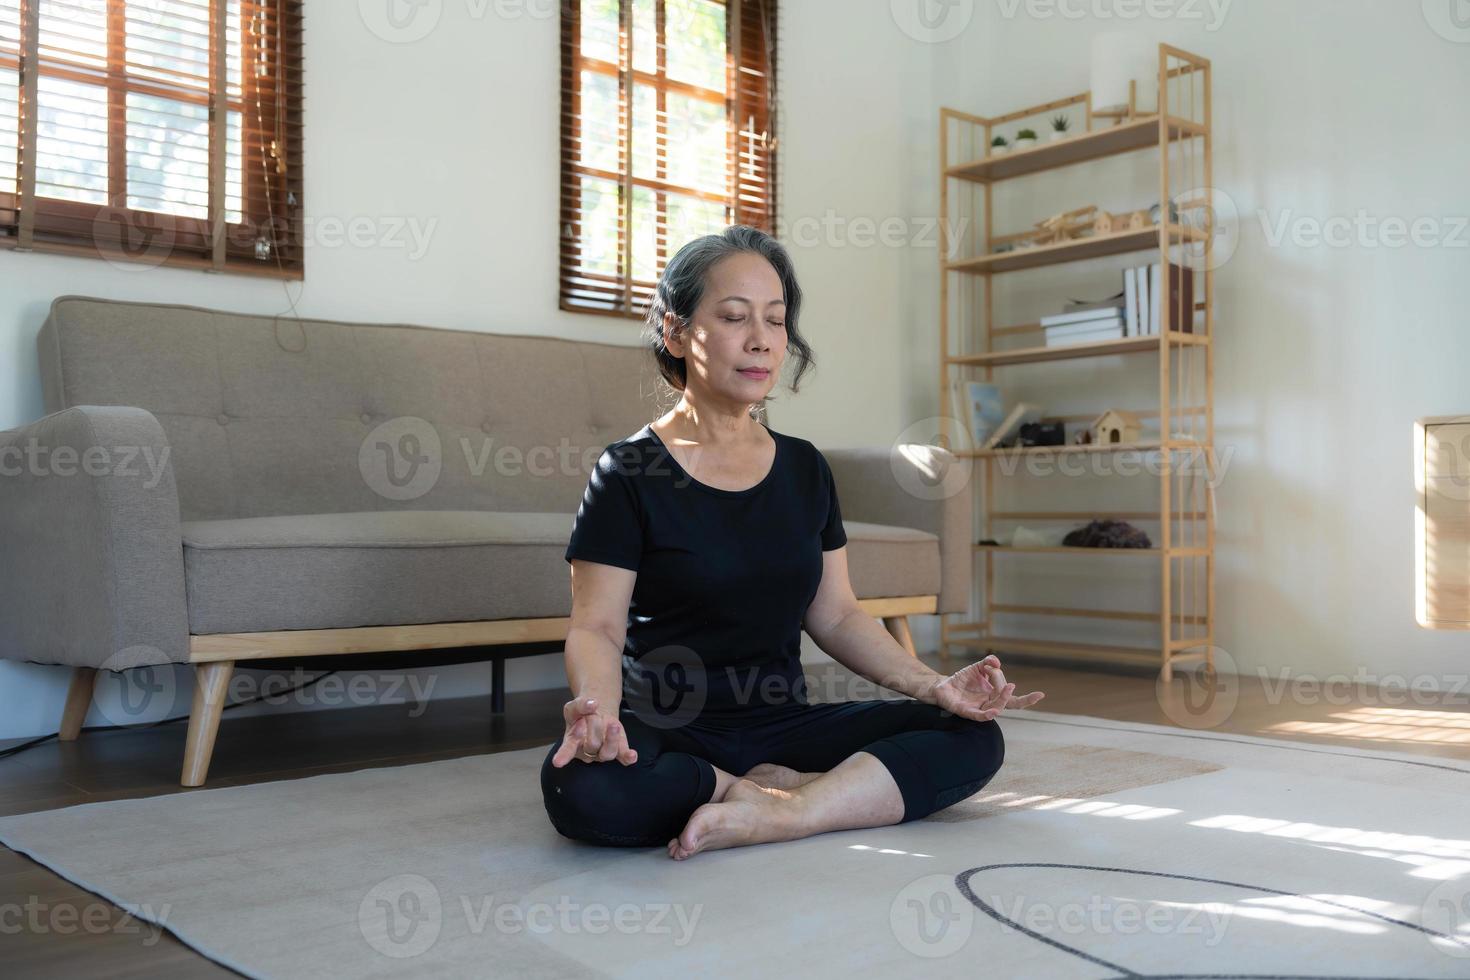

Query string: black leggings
540 698 1005 847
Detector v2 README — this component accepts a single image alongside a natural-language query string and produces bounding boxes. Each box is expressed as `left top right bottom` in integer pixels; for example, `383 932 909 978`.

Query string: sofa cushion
180 512 938 635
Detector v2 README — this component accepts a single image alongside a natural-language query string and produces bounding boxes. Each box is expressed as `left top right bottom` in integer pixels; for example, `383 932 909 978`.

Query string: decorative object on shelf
1041 292 1126 347
1049 114 1071 141
990 134 1009 156
1090 31 1158 120
1148 200 1180 225
1063 519 1152 549
1092 409 1143 445
1011 526 1058 548
1018 421 1066 447
1013 128 1038 151
949 379 1006 450
1021 204 1097 248
1093 209 1150 235
984 402 1045 450
1074 429 1094 445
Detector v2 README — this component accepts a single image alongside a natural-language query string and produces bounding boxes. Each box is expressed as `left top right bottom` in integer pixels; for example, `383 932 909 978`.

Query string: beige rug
3 712 1469 978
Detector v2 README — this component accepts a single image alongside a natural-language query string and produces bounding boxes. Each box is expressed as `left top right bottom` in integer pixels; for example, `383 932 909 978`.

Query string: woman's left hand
928 654 1044 723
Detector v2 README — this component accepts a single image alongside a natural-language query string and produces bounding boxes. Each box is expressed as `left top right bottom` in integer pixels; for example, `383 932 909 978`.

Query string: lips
738 368 770 379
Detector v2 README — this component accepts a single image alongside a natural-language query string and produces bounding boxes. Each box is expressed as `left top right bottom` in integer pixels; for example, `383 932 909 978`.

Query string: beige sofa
0 295 972 785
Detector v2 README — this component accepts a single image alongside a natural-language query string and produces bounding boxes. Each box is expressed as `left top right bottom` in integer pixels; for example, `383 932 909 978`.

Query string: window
0 0 303 277
559 0 777 317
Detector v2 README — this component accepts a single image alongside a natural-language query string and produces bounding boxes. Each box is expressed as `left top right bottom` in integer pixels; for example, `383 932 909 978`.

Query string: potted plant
1013 128 1037 151
990 134 1009 156
1050 114 1071 141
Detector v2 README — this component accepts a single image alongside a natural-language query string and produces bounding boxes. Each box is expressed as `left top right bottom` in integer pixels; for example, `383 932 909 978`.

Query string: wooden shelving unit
938 44 1217 682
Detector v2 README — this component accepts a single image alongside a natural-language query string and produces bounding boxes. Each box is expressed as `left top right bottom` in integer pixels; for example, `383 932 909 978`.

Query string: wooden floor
3 653 1468 978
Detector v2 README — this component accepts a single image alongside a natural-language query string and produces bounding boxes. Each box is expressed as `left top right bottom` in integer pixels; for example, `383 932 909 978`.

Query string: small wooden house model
1092 409 1143 445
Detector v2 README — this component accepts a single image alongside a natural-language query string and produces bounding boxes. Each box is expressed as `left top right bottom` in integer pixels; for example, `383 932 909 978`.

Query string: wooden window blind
0 0 303 278
559 0 778 318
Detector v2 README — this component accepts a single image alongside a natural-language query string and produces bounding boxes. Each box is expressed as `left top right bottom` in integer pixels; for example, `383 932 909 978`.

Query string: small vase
990 144 1009 156
1049 130 1068 141
1013 137 1036 151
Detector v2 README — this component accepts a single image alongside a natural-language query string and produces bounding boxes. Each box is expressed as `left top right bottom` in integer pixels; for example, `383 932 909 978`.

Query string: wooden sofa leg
883 615 918 658
490 657 505 714
181 661 234 787
59 667 99 741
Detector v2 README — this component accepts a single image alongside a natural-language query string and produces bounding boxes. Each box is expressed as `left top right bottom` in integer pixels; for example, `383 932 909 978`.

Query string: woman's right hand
550 695 639 767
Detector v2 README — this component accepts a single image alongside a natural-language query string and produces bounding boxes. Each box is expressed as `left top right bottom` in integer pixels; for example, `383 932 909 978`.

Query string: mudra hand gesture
928 654 1044 722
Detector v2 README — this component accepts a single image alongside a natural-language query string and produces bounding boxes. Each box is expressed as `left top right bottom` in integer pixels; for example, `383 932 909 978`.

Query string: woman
540 225 1044 861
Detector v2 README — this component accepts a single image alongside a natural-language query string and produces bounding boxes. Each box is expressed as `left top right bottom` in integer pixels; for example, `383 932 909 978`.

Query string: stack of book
1041 295 1124 346
1040 262 1195 346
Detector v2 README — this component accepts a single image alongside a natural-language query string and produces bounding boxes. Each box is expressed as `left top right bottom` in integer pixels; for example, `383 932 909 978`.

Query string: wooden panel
1424 475 1470 626
1426 423 1470 478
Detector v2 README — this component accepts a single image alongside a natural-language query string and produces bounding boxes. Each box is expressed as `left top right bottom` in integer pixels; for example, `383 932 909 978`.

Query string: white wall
924 0 1470 689
3 0 1466 740
0 0 933 738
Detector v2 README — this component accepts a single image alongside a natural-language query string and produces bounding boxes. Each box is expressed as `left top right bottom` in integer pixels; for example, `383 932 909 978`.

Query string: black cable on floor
0 670 340 762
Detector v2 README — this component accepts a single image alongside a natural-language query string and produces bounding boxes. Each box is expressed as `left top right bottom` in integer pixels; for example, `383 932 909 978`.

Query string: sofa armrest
821 444 973 614
0 406 189 668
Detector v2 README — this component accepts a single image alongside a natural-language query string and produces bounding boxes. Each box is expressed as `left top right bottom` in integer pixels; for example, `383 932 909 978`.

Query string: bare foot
667 778 805 861
742 762 823 790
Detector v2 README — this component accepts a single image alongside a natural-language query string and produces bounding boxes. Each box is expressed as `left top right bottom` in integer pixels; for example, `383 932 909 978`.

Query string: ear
663 311 685 357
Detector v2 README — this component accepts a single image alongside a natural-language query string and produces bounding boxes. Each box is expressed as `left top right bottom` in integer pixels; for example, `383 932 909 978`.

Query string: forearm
563 625 625 708
819 609 945 705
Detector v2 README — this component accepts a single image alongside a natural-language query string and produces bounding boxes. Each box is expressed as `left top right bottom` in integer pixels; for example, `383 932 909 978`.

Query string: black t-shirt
564 420 847 722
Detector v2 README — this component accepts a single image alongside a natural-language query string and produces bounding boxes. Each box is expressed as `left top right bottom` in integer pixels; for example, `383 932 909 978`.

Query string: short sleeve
565 446 644 571
817 450 847 551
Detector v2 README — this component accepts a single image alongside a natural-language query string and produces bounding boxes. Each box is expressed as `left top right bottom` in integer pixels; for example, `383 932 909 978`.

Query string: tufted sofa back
37 296 664 522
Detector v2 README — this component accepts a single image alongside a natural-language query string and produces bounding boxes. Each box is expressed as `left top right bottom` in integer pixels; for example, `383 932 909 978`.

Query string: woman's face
664 251 788 413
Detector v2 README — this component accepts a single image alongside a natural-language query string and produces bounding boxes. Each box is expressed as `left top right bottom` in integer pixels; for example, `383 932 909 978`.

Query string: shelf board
947 224 1206 275
948 331 1206 367
975 545 1211 557
946 115 1205 184
948 635 1160 665
961 440 1162 459
959 438 1210 459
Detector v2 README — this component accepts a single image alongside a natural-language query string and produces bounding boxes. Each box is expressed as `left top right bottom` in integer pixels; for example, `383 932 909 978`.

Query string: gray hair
642 225 814 404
